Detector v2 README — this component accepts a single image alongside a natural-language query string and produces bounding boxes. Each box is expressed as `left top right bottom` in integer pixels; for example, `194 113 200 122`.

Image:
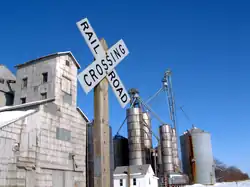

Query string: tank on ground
159 124 174 175
142 112 152 165
113 135 129 169
180 126 216 185
127 107 146 165
172 128 180 171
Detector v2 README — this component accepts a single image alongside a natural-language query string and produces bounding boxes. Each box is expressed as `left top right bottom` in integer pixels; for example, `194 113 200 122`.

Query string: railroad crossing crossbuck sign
76 18 130 108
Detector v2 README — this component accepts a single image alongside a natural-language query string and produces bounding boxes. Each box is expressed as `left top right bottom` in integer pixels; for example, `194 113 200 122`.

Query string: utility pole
93 39 110 187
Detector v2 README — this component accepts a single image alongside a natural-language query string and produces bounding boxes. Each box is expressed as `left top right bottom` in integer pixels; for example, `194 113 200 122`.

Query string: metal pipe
139 98 166 125
145 87 163 104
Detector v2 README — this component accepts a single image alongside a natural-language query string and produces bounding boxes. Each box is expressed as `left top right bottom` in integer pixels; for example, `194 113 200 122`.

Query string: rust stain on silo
188 134 196 183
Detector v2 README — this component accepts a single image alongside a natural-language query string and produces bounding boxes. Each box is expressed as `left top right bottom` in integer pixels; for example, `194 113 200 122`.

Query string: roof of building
14 51 81 69
0 98 55 112
76 107 90 122
114 164 151 176
182 126 208 135
0 65 16 81
0 98 55 129
0 65 16 93
0 109 37 130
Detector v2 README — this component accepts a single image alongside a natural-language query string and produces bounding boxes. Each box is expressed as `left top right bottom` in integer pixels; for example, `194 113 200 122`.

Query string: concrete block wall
0 110 40 187
14 57 57 105
3 53 88 187
54 54 78 108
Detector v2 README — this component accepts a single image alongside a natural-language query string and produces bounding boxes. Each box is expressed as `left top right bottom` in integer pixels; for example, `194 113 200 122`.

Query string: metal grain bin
113 135 129 169
87 123 94 187
127 108 145 165
180 127 216 185
172 128 180 171
160 124 174 174
142 112 152 164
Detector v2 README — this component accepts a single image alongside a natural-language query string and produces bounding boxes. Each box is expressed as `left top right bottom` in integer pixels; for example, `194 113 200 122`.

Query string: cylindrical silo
157 145 163 177
142 112 152 164
87 123 94 187
127 108 145 165
180 127 216 185
113 135 129 169
160 124 174 175
172 128 180 171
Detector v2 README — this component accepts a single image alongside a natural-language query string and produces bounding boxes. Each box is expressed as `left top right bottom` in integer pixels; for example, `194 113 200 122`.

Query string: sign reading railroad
77 18 130 108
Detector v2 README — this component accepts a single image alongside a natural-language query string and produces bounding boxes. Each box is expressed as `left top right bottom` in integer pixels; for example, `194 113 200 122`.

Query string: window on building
133 178 136 186
0 79 4 84
41 92 47 100
21 97 26 104
22 78 27 88
61 76 71 95
42 72 48 83
56 127 71 142
65 60 70 66
119 179 123 186
149 178 151 184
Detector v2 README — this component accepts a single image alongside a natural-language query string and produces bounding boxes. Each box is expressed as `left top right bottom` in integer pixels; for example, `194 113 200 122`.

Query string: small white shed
113 164 158 187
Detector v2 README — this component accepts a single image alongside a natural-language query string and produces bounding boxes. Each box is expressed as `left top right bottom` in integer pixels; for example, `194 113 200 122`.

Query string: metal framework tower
162 69 177 131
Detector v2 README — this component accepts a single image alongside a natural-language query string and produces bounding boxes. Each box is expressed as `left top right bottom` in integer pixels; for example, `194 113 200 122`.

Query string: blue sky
1 0 250 174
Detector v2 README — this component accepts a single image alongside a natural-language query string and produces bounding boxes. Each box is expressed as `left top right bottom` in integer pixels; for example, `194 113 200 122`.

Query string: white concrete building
0 64 16 107
113 164 158 187
0 52 88 187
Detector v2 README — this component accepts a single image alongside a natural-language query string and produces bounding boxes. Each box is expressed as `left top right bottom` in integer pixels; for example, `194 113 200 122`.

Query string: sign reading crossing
77 18 130 108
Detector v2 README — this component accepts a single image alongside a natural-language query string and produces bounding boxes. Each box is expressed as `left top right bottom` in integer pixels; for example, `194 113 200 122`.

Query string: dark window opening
22 78 27 88
42 72 48 83
0 79 4 84
133 178 136 186
41 92 47 99
66 60 70 66
119 179 123 186
21 97 26 104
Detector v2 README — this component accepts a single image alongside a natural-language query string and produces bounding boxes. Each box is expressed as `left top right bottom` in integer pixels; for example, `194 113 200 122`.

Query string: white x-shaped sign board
76 18 130 108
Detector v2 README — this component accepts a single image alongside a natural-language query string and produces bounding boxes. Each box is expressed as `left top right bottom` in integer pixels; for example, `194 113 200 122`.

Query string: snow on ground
185 180 250 187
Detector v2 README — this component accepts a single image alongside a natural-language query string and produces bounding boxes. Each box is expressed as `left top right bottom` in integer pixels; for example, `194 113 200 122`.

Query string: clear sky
1 0 249 174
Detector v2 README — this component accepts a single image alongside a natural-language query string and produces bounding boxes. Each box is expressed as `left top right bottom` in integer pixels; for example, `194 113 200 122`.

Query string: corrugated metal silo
160 124 174 174
113 135 129 169
180 127 216 185
127 107 146 165
87 123 94 187
142 112 152 164
172 128 180 171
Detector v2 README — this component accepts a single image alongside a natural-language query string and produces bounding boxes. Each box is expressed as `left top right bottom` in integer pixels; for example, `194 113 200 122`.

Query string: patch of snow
185 180 250 187
0 110 36 129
